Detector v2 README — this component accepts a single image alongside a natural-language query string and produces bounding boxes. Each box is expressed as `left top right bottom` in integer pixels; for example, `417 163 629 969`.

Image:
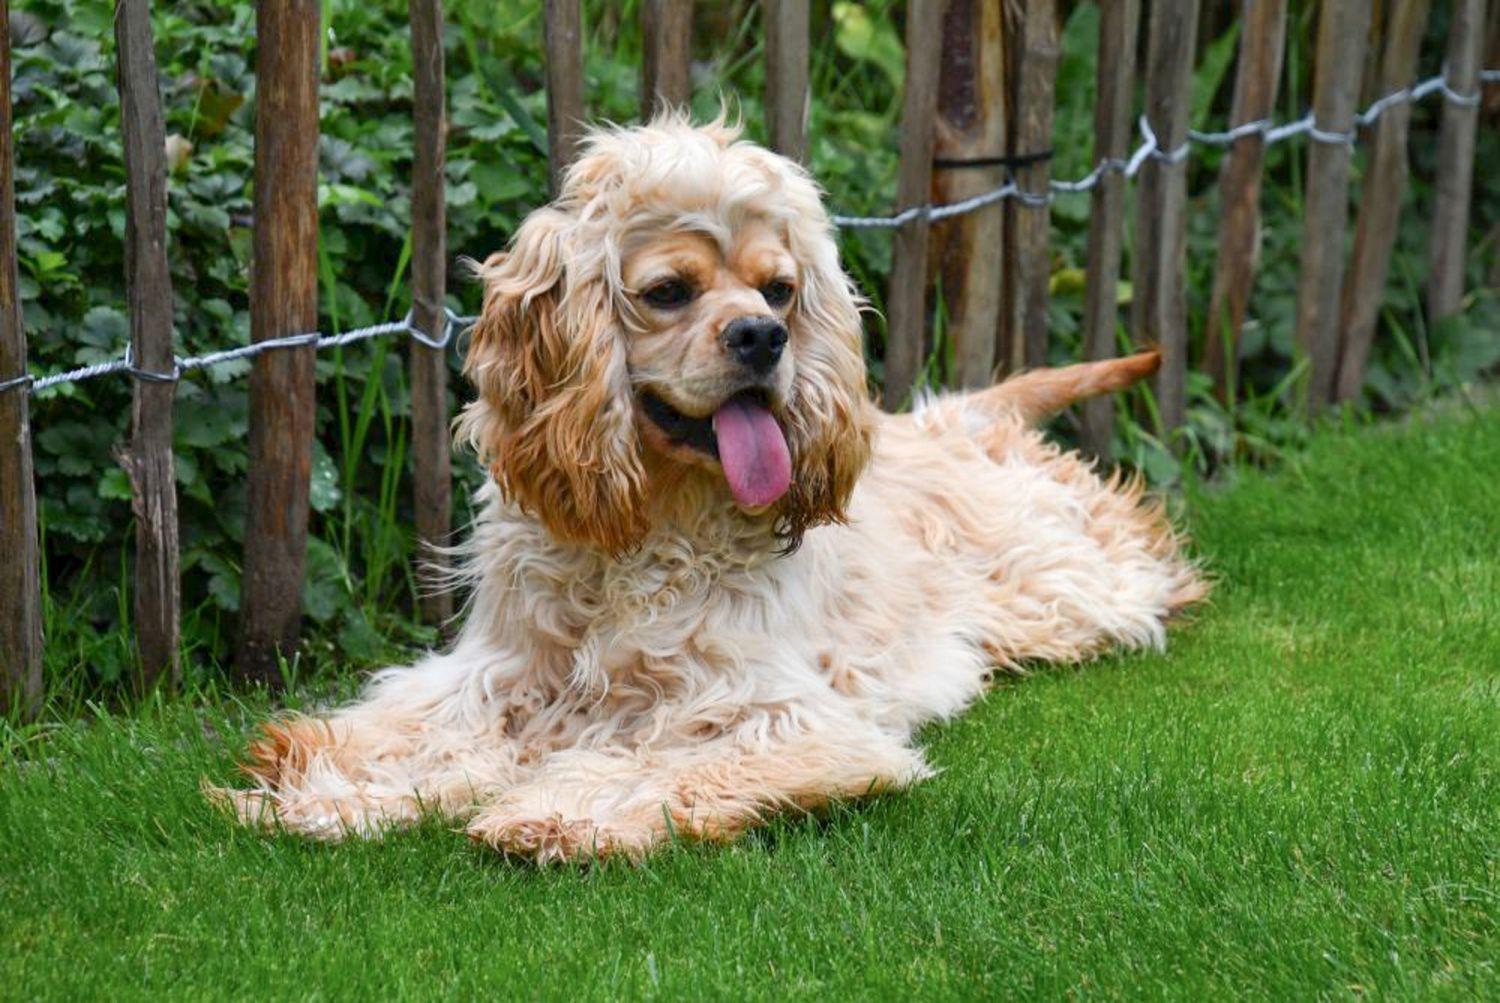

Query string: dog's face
624 219 800 507
461 117 874 554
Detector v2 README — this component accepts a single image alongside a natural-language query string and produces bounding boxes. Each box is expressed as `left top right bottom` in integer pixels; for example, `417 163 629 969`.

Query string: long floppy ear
461 209 648 553
776 235 875 546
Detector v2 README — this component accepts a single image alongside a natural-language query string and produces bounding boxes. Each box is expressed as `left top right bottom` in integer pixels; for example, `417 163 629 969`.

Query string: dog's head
461 115 873 554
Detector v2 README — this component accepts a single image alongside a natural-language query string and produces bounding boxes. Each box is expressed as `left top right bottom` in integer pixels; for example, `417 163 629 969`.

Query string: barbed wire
830 67 1500 229
1 67 1496 397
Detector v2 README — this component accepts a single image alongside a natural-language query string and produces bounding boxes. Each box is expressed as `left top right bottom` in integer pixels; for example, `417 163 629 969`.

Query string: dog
213 116 1206 862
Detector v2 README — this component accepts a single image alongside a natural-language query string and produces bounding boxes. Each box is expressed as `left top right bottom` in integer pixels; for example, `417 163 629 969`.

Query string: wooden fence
0 0 1495 714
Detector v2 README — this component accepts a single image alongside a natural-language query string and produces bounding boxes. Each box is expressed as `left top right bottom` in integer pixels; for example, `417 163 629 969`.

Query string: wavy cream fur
215 117 1206 863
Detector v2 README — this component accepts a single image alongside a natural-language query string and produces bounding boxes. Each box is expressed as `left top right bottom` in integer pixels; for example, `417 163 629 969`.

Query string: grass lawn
2 405 1497 1000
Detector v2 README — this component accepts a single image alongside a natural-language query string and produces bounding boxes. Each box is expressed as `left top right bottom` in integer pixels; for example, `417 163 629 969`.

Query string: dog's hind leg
465 729 928 863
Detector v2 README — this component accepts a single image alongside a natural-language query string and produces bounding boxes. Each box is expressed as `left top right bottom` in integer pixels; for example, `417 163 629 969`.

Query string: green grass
3 407 1497 1000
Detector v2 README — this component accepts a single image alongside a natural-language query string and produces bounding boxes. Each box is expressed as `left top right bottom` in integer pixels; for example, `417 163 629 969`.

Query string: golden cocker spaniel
215 116 1205 862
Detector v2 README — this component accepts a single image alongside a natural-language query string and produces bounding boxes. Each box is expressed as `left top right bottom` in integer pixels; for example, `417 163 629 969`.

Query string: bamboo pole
1425 0 1486 325
641 0 692 117
237 0 321 687
1078 0 1141 460
1201 0 1286 405
1292 0 1370 411
883 0 945 409
764 0 810 163
1131 0 1200 437
934 0 1006 389
544 0 584 194
1334 0 1432 403
1003 0 1059 372
114 0 180 690
0 1 43 719
408 0 451 626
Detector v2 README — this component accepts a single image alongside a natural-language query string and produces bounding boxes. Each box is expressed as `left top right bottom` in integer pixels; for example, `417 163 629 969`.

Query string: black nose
722 316 788 374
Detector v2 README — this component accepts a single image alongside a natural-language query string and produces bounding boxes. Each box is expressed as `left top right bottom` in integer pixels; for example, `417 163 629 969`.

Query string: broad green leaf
97 466 132 501
1192 22 1242 132
309 441 342 513
832 3 905 89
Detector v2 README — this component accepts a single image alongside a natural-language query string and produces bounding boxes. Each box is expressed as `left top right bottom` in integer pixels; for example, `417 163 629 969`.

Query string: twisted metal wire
2 67 1495 396
830 67 1500 229
0 309 475 396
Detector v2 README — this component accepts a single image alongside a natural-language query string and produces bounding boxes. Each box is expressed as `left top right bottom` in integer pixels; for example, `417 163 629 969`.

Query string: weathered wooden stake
934 0 1006 389
408 0 452 626
1078 0 1141 459
1003 0 1059 372
0 1 44 719
1201 0 1286 405
1131 0 1200 437
1335 0 1431 402
1292 0 1370 411
883 0 945 409
544 0 584 194
641 0 692 118
1425 0 1487 325
114 0 180 690
764 0 810 163
238 0 321 687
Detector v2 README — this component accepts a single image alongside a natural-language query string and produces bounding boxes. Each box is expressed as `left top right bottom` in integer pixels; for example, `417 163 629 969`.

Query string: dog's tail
972 350 1160 425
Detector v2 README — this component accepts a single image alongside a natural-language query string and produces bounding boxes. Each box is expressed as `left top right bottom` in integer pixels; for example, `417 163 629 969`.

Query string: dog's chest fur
452 410 1203 759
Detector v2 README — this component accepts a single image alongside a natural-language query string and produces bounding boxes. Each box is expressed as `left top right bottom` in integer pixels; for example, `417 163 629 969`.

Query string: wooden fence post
114 0 180 690
934 0 1006 389
1425 0 1486 325
1201 0 1286 405
1131 0 1200 439
1078 0 1141 459
641 0 692 118
408 0 451 627
0 3 43 719
544 0 584 195
883 0 945 410
1292 0 1370 412
764 0 809 163
237 0 321 687
1003 0 1059 372
1334 0 1432 402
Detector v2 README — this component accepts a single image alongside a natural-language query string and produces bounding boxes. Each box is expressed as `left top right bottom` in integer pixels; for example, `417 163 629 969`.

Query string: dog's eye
642 279 694 310
761 280 794 309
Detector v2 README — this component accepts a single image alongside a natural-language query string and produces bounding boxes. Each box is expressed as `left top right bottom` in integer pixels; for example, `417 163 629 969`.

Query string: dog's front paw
204 783 348 839
203 778 410 841
465 808 654 864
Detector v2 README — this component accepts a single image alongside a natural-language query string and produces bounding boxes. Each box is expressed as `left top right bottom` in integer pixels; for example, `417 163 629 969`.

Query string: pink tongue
712 397 792 509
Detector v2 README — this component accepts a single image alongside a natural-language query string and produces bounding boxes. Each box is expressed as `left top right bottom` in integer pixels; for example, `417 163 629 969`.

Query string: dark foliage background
8 0 1497 691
